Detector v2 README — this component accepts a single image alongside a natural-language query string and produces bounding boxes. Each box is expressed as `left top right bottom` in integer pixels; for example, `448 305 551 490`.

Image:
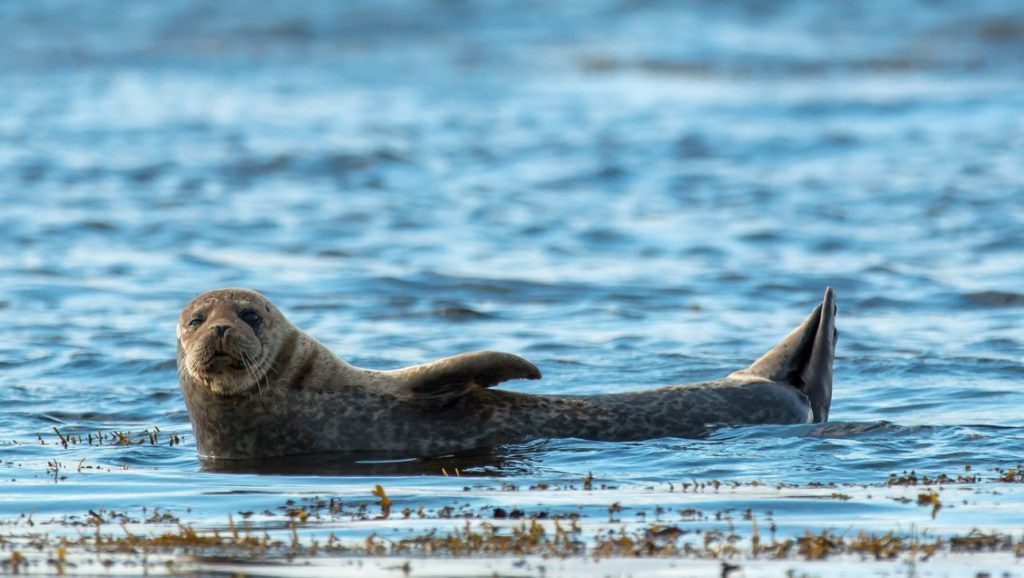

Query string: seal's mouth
185 346 266 396
199 349 248 372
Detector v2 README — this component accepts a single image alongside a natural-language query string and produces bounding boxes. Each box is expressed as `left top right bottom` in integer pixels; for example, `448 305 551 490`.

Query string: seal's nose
214 324 230 337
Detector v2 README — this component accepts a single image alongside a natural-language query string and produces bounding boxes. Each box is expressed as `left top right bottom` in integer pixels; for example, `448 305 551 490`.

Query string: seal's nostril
214 325 230 337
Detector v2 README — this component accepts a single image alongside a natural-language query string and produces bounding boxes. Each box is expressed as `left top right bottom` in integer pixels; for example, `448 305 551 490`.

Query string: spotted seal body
177 288 837 459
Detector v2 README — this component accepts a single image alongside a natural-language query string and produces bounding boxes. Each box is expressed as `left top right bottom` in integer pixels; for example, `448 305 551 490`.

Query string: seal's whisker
238 351 255 395
258 353 272 398
256 352 272 398
260 356 279 393
242 351 264 399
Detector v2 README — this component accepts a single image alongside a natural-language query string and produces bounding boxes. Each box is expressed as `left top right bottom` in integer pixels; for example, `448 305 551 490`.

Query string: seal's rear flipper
730 287 837 422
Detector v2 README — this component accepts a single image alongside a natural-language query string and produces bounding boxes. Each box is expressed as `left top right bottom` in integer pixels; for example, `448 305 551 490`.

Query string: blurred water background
1 0 1023 575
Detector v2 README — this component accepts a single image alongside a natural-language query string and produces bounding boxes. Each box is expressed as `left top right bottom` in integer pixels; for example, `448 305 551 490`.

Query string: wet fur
177 288 836 459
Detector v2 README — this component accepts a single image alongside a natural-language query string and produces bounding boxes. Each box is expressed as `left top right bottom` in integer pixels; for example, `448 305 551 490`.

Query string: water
1 0 1023 575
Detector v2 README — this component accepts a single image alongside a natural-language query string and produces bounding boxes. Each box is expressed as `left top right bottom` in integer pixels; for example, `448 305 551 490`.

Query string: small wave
707 421 905 441
200 448 531 477
962 290 1024 307
433 304 496 321
709 421 1024 444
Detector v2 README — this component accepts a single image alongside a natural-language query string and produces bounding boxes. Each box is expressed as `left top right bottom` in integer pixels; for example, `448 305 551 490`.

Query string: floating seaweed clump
2 486 1024 576
2 518 1020 575
44 427 184 450
4 469 1024 574
888 470 979 486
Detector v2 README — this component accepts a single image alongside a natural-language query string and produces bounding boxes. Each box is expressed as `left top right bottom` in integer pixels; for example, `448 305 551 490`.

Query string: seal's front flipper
730 287 837 422
397 351 541 402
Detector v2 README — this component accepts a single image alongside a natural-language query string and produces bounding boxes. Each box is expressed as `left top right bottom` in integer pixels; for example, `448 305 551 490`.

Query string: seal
177 287 837 459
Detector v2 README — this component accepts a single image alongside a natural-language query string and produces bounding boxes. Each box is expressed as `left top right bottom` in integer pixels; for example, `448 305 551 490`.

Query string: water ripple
1 3 1023 567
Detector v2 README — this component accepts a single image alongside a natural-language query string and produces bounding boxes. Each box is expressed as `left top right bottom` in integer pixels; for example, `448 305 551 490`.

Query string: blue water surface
1 0 1023 571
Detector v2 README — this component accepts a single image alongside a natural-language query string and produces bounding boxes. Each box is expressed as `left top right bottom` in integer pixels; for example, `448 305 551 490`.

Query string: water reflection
199 446 538 477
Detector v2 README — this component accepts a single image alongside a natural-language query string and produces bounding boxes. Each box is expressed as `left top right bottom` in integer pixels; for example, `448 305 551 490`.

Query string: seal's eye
239 309 261 327
188 317 204 329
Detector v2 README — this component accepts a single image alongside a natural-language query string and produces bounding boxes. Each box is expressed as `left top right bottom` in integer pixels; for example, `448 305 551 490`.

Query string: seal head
177 288 290 397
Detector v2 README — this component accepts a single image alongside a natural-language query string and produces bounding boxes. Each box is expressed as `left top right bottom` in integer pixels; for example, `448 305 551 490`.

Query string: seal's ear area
402 351 542 402
731 287 837 422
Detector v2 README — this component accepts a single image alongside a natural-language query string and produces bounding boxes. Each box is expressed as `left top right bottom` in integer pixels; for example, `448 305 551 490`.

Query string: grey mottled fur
177 288 837 459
